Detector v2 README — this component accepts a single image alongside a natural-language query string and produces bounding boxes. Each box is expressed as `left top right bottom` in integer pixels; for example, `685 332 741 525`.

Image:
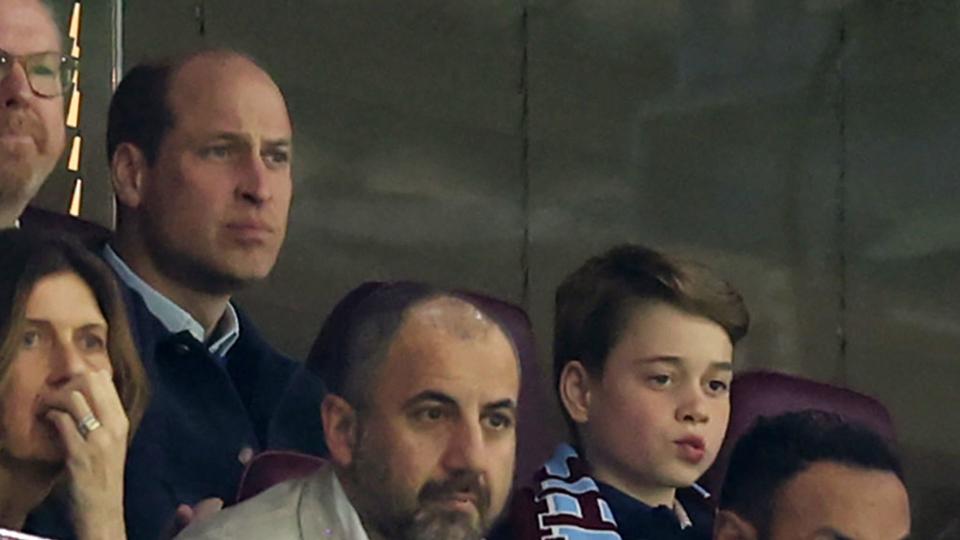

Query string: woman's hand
43 369 130 540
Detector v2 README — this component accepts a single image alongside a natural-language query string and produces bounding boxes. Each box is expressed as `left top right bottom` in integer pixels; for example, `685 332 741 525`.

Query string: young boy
498 244 749 539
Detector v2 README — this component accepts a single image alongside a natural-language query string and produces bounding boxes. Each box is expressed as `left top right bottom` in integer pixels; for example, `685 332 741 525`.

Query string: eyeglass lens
0 51 75 97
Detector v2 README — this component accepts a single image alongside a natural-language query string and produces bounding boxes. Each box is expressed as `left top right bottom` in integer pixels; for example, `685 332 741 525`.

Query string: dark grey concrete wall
67 0 955 534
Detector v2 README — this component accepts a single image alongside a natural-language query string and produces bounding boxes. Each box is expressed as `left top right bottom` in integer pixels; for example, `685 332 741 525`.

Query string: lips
419 474 490 518
674 435 706 464
436 493 480 514
225 220 274 241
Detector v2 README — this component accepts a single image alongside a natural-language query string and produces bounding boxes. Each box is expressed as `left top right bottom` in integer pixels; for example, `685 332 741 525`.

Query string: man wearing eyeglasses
0 0 76 229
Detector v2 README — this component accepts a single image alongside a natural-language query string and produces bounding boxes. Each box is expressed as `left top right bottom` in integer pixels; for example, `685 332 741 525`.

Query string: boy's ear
321 394 359 468
559 360 592 424
714 509 758 540
111 142 148 209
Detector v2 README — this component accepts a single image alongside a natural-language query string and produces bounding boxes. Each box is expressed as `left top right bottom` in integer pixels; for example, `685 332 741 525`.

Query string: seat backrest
454 291 564 485
235 450 327 503
698 370 896 499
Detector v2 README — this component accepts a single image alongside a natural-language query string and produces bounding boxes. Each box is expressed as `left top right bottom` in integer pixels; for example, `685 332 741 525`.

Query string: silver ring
76 413 102 439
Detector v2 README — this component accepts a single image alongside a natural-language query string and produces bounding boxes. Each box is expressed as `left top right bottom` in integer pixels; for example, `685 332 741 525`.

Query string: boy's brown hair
554 244 750 437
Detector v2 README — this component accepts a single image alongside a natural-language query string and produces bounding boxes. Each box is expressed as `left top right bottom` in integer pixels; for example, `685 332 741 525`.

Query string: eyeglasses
0 48 78 98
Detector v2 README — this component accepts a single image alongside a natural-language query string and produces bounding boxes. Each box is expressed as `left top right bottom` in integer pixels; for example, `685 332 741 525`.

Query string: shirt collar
597 481 694 531
103 245 240 357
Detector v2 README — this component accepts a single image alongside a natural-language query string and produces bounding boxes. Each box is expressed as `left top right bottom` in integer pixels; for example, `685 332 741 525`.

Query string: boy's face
574 301 733 502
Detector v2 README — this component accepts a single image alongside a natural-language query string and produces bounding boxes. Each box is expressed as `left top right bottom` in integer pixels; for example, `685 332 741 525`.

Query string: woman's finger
45 408 86 459
85 369 128 436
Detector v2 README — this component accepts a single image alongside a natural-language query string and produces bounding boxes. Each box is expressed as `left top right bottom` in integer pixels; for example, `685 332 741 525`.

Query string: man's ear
111 142 148 209
714 509 758 540
321 394 359 468
559 360 592 424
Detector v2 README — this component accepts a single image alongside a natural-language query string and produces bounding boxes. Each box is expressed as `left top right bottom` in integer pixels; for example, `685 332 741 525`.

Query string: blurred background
35 0 960 535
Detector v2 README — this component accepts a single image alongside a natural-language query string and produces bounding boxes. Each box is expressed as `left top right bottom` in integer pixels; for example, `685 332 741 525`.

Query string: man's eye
29 64 56 78
483 412 515 431
264 150 290 166
201 145 232 159
413 407 446 423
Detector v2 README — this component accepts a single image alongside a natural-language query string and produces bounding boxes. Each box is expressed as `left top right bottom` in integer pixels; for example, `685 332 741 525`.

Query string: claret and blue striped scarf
505 443 711 540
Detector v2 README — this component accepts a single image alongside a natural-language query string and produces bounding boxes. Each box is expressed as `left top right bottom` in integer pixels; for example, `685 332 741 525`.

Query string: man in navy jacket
106 49 298 539
28 48 301 540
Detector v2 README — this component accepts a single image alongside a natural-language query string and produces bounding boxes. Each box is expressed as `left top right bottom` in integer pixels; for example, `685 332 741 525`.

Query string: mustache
418 471 491 514
0 111 45 140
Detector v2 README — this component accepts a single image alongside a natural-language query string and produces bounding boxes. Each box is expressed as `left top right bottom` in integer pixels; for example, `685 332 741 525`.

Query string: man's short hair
306 281 522 410
106 48 265 166
719 410 904 536
553 244 749 434
106 59 175 165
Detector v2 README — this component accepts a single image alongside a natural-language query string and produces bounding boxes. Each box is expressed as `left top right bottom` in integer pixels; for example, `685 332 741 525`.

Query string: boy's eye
707 379 730 394
647 374 672 387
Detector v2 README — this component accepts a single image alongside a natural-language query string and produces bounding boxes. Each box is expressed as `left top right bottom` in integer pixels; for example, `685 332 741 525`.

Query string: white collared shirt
103 245 240 358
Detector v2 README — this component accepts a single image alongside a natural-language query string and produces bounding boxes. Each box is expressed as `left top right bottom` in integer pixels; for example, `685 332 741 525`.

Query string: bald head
0 0 60 50
405 296 504 342
356 294 518 410
308 282 525 410
171 50 283 99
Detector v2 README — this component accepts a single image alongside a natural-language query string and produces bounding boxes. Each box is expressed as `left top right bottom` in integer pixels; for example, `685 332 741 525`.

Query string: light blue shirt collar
103 245 240 358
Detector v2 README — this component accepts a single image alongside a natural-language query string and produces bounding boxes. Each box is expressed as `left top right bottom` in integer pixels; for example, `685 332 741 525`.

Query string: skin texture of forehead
405 295 498 341
770 461 911 540
168 51 286 112
0 0 61 54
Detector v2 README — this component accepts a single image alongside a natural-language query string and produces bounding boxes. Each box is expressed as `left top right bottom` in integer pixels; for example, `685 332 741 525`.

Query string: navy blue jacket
28 281 301 540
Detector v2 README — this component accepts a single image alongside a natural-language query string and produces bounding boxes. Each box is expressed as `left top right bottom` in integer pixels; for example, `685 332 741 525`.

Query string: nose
441 418 487 474
45 341 89 387
1 62 34 107
236 153 273 205
675 382 710 424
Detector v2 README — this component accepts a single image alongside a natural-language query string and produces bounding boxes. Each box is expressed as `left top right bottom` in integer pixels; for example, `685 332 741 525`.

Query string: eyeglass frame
0 48 79 98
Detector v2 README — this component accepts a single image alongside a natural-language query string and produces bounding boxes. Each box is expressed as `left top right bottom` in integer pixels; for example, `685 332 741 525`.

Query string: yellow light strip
69 3 81 58
69 2 81 40
68 178 83 217
67 135 82 172
66 89 81 128
67 1 83 218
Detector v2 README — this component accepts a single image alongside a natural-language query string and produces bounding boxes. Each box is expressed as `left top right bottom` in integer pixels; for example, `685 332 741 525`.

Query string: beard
0 110 55 204
344 426 493 540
